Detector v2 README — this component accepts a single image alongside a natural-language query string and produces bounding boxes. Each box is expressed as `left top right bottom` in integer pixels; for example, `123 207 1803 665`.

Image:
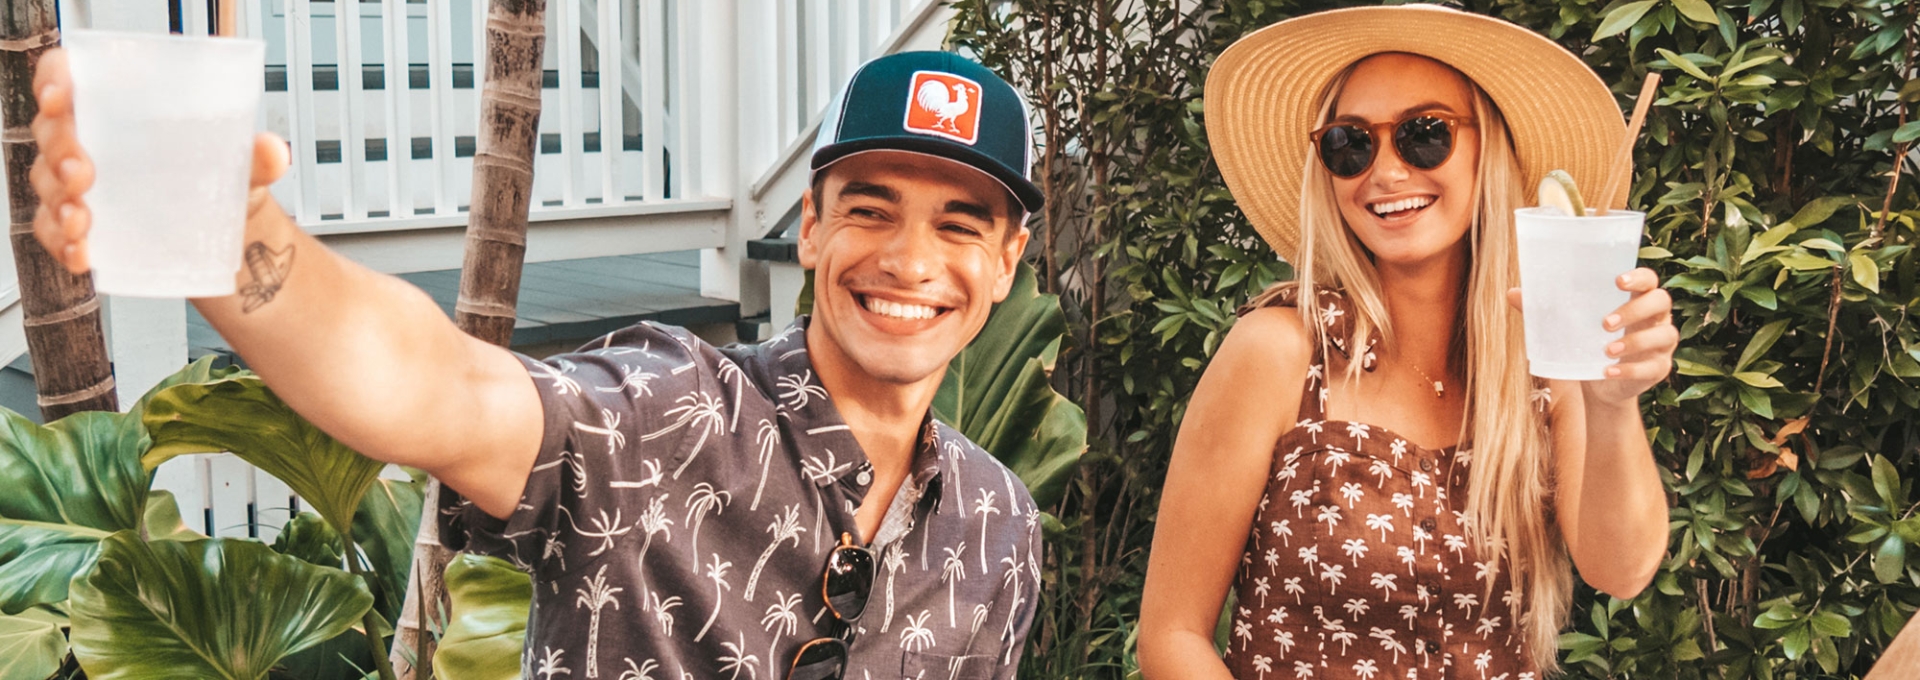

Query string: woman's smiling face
1327 53 1482 268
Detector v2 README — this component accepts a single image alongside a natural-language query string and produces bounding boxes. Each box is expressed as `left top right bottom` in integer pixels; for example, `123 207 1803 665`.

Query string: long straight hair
1253 61 1572 672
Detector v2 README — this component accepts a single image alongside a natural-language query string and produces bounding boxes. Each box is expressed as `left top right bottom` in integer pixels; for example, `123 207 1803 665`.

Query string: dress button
857 470 873 485
1426 641 1441 654
1421 518 1437 532
1419 459 1434 472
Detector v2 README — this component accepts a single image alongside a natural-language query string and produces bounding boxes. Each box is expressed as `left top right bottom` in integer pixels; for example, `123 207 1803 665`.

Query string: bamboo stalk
394 1 549 677
0 0 117 421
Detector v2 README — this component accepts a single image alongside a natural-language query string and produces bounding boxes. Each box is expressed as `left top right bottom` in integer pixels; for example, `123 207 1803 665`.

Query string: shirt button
1419 459 1434 472
1426 641 1441 654
856 470 873 485
1421 518 1437 532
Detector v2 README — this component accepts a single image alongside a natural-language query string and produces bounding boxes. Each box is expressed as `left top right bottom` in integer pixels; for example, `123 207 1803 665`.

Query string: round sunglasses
1308 114 1475 179
787 533 875 680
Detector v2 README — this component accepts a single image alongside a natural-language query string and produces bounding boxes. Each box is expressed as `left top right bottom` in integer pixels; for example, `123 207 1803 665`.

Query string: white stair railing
233 0 702 235
741 0 950 235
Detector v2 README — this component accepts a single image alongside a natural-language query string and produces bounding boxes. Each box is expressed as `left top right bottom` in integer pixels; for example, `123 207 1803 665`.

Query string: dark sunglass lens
1396 117 1454 169
824 547 875 621
790 639 849 680
1318 125 1373 177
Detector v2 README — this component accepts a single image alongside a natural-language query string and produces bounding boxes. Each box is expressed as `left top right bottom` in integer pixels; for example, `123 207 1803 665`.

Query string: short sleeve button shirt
439 316 1044 680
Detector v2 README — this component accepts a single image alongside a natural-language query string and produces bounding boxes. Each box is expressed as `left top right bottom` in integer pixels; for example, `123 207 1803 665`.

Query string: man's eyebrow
1330 101 1458 123
941 199 995 224
837 181 899 203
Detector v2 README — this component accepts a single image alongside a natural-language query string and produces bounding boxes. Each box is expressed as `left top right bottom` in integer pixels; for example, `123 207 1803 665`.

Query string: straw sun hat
1206 4 1627 264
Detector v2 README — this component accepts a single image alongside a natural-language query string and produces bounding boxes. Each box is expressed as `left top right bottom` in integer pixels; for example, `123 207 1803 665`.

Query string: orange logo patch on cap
904 71 982 145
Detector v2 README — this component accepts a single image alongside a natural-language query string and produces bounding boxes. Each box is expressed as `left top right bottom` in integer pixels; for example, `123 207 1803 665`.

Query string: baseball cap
810 51 1044 214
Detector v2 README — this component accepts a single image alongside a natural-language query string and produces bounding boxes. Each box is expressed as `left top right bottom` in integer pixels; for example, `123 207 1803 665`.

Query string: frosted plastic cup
64 31 265 298
1514 207 1645 380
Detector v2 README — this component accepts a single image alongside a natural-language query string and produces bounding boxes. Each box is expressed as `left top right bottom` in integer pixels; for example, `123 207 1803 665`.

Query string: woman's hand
1588 267 1677 405
1506 267 1677 406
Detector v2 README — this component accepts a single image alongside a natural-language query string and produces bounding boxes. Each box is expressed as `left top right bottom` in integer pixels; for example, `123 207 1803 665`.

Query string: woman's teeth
1370 196 1434 216
863 296 940 320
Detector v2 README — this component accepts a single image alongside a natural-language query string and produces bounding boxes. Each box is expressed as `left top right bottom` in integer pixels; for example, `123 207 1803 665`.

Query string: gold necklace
1411 365 1446 399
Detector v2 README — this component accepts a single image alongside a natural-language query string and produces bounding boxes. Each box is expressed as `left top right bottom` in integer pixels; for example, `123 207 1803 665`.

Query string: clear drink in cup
1513 207 1644 380
64 30 265 298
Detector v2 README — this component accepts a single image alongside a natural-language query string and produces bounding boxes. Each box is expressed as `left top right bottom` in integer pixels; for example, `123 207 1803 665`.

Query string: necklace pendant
1433 381 1445 398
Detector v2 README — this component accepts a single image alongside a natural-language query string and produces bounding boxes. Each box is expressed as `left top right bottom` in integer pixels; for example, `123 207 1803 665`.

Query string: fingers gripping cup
64 31 265 298
1514 207 1644 380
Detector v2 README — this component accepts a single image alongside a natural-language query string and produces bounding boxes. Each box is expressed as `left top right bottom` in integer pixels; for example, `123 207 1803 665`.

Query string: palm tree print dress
1221 285 1542 680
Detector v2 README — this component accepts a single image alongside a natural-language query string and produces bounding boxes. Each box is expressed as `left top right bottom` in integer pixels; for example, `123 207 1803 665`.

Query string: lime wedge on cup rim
1537 169 1587 217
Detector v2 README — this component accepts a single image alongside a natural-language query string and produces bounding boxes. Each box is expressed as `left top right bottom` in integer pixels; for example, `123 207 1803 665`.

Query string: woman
1138 6 1674 679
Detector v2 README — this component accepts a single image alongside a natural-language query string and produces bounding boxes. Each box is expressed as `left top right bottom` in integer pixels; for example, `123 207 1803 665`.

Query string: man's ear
990 223 1031 303
797 188 820 269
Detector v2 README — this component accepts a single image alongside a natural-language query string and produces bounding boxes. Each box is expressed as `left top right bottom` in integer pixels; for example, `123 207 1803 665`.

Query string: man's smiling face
798 150 1029 388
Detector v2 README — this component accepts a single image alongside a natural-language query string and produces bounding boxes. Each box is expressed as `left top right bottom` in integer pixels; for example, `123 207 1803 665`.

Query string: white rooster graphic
915 80 973 135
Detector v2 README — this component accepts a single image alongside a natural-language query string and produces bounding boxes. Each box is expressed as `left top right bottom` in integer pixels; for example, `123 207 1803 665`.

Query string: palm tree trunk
391 0 547 677
0 0 117 421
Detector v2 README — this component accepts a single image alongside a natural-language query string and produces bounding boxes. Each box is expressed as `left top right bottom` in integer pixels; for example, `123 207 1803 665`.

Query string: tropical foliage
0 356 426 680
949 0 1919 677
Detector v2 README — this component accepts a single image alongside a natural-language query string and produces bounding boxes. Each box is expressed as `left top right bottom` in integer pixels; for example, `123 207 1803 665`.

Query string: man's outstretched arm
28 48 540 519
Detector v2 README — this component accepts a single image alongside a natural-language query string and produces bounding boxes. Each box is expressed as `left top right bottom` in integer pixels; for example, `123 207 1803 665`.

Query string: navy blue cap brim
812 137 1046 214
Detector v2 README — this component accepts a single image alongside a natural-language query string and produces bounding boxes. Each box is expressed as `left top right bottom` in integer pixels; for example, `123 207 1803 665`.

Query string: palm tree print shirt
439 317 1043 680
1220 286 1547 680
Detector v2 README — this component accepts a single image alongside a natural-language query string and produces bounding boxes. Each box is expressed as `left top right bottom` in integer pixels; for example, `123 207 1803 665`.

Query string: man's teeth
1371 197 1433 216
864 297 940 320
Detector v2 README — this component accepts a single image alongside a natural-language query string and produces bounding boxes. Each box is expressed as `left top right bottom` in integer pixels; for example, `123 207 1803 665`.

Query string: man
28 49 1044 679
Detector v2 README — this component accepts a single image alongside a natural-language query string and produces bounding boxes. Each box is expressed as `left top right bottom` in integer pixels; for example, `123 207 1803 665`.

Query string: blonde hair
1256 60 1572 672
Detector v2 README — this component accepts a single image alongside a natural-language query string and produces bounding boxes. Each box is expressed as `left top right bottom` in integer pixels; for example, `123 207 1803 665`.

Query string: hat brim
1205 5 1627 264
813 137 1046 215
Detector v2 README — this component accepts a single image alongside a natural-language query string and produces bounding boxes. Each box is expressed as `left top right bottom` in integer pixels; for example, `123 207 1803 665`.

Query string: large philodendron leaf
931 262 1088 507
353 476 424 623
142 376 385 536
0 408 149 613
0 610 67 680
129 354 248 421
68 532 373 680
273 512 347 568
435 554 531 680
143 491 206 544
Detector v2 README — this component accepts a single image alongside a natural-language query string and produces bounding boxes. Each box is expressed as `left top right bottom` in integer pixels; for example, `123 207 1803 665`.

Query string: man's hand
28 47 290 274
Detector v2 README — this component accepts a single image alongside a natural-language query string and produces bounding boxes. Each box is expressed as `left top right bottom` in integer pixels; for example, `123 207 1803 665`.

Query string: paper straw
1595 73 1661 215
217 0 237 38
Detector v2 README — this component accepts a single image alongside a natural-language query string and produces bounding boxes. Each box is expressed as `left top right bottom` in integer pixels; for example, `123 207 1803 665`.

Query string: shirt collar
731 316 955 512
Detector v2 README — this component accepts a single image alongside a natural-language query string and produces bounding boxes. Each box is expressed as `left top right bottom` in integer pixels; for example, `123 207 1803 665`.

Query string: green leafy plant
0 611 69 680
931 262 1089 507
433 554 530 680
0 409 150 614
0 356 426 680
67 533 372 680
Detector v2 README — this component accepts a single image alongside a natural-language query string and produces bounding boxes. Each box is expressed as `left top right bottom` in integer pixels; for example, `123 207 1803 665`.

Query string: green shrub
950 0 1920 677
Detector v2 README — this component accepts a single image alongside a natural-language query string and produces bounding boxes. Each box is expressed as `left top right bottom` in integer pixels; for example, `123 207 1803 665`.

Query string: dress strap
1236 283 1378 423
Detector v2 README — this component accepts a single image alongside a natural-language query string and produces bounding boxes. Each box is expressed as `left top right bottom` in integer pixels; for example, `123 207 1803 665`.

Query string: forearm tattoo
239 242 294 313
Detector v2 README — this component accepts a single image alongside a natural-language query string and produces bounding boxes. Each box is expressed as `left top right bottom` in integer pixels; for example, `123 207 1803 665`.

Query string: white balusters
381 0 414 218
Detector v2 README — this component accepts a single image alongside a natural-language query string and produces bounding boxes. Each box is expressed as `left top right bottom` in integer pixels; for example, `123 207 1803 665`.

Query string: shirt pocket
899 651 997 680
